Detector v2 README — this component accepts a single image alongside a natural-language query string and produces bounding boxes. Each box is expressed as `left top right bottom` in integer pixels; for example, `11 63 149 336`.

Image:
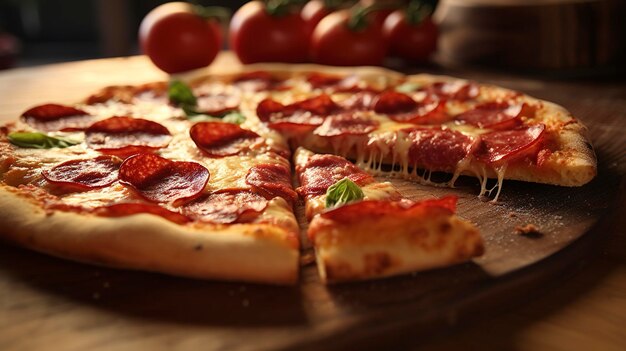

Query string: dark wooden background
0 53 624 350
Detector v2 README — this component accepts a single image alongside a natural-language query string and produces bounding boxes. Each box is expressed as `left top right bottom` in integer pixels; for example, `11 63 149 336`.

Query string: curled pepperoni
373 91 417 114
85 117 172 157
313 113 380 137
423 81 479 101
319 196 458 223
474 124 546 164
42 155 122 190
95 203 191 224
182 190 268 224
373 91 449 124
21 103 94 132
196 93 240 116
296 154 374 196
404 128 476 171
456 102 534 130
246 163 298 204
119 153 209 204
257 94 340 133
190 122 261 157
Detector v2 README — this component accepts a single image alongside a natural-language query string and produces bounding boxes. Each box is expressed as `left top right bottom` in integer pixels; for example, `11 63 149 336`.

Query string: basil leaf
325 177 364 208
8 132 80 149
221 111 246 124
181 104 201 116
395 82 422 93
187 111 246 125
168 80 197 109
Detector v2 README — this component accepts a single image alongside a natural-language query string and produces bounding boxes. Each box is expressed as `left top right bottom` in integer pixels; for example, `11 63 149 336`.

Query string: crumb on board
515 224 544 238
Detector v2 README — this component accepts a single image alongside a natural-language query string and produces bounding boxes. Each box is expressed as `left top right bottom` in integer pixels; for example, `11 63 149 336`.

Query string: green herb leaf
395 82 422 93
325 177 364 208
221 111 246 124
181 104 201 117
168 80 197 109
8 132 80 149
187 111 246 125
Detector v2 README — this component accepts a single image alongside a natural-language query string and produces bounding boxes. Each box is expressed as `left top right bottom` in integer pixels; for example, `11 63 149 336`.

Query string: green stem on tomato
324 0 358 10
405 0 438 26
191 5 231 23
265 0 308 17
346 2 397 31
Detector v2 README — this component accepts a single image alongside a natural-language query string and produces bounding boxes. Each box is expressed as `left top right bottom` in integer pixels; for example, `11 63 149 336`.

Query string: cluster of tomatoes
140 1 438 74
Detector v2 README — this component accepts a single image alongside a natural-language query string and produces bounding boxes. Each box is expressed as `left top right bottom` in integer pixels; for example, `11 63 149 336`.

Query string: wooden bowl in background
434 0 626 72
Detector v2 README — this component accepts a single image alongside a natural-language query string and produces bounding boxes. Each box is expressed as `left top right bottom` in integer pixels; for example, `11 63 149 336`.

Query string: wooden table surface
0 52 624 351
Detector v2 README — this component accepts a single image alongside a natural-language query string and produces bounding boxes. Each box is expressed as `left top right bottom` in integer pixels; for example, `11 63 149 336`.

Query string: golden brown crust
308 210 483 283
0 185 299 284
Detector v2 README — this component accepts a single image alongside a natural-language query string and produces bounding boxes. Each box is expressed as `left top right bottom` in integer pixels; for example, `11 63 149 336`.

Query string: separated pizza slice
294 147 484 283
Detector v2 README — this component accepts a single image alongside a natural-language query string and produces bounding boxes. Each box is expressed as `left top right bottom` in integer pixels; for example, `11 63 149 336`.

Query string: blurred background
0 0 245 67
0 0 624 76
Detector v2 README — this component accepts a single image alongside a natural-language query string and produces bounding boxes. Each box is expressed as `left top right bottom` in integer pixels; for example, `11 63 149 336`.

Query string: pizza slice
0 90 302 284
294 147 484 283
256 71 597 201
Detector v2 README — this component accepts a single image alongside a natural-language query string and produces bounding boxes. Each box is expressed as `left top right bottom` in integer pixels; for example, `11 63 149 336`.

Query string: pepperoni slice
85 116 172 157
307 72 343 89
423 81 479 101
246 163 298 204
42 155 122 190
195 93 240 116
373 91 417 113
404 128 476 171
119 153 209 204
95 203 191 224
319 196 458 223
296 154 374 196
21 103 94 132
182 190 268 224
373 91 448 124
313 113 380 137
339 92 376 111
474 124 546 164
456 102 534 130
233 71 287 91
190 122 261 157
256 94 340 133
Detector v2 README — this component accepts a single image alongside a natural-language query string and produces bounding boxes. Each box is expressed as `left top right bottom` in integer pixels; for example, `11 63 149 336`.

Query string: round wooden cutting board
0 53 624 351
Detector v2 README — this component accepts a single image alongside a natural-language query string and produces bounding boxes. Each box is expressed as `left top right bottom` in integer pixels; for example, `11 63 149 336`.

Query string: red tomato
230 1 309 64
139 2 221 74
359 0 401 27
301 0 332 35
383 10 438 63
310 10 387 66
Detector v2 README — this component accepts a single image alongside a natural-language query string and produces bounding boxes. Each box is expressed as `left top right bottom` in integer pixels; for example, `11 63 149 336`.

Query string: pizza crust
0 186 299 284
309 209 484 283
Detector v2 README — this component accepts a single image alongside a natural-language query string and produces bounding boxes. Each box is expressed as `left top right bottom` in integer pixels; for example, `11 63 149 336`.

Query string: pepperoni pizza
0 65 596 284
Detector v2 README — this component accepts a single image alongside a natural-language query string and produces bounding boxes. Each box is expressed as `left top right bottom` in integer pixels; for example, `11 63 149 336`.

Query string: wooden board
0 53 624 351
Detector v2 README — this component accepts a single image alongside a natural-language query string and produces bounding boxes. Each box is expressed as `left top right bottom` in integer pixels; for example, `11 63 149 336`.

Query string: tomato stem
265 0 308 17
405 0 438 26
192 5 231 23
324 0 358 10
346 3 390 31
